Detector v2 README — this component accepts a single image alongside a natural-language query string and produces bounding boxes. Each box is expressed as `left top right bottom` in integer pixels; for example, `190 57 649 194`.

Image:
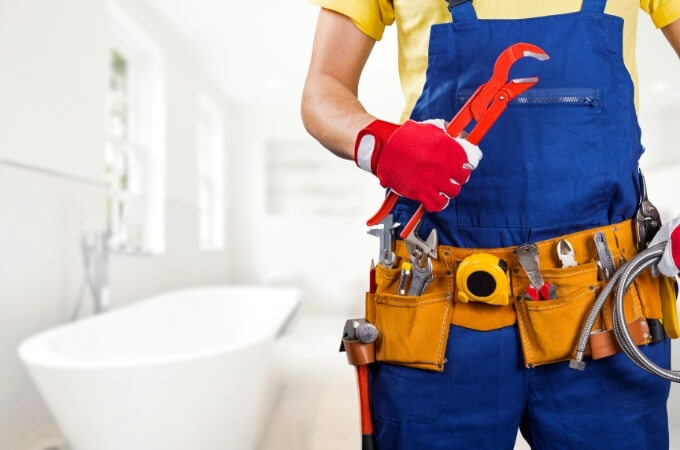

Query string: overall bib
369 0 671 448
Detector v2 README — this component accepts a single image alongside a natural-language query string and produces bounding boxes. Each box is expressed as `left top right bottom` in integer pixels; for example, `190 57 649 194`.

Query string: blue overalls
370 0 671 448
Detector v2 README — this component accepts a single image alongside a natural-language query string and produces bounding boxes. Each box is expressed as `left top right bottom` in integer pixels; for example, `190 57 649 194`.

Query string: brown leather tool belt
366 219 664 371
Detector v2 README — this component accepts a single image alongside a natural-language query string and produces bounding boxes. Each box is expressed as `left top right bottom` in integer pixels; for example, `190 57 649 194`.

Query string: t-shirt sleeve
307 0 395 40
641 0 680 28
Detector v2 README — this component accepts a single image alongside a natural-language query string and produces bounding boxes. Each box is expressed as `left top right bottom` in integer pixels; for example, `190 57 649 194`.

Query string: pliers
518 244 557 301
366 42 550 238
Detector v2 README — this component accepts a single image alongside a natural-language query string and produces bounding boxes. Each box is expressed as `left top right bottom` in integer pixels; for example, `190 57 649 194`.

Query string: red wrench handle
368 43 548 238
367 191 400 227
398 81 538 239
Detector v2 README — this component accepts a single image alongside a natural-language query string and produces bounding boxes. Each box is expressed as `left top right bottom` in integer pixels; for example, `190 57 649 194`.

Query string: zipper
456 88 601 108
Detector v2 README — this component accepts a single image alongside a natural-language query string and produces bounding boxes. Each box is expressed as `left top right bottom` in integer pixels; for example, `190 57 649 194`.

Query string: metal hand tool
367 42 550 239
367 214 400 268
518 244 555 300
557 239 577 268
594 232 616 281
397 262 412 295
634 171 661 251
403 224 438 296
339 319 378 450
408 258 434 296
341 318 379 346
403 223 438 265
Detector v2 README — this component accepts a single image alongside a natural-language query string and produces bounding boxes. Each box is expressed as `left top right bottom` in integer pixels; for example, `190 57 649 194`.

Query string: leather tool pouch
365 251 455 372
514 251 659 368
514 262 601 367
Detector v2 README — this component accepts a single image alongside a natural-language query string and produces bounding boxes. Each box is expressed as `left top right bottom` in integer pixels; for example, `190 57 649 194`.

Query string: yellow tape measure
456 253 510 306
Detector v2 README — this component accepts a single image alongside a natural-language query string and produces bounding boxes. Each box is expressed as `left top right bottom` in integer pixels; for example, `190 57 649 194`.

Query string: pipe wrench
366 42 550 239
367 214 400 268
404 223 438 296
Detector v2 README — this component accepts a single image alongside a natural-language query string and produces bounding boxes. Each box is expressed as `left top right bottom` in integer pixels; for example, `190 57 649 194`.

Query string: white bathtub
18 286 300 450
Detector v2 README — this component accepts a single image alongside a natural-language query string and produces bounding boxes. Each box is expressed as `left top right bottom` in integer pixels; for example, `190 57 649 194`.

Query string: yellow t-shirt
310 0 680 121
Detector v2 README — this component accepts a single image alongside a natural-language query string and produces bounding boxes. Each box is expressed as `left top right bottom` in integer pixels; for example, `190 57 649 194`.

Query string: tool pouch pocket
513 259 654 368
514 262 601 368
366 262 454 372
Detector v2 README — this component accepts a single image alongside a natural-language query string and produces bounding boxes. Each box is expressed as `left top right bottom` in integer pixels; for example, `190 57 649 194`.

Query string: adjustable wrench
408 258 434 296
404 223 438 296
367 214 400 268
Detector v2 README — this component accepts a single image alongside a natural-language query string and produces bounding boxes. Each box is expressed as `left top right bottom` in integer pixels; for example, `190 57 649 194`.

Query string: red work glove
649 216 680 278
354 119 482 212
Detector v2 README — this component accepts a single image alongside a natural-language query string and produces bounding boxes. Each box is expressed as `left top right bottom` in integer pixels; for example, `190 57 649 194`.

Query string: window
266 139 379 217
106 3 165 253
196 96 225 250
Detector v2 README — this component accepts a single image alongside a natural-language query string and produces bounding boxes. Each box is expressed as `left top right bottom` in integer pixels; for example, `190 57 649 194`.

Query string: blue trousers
370 325 670 449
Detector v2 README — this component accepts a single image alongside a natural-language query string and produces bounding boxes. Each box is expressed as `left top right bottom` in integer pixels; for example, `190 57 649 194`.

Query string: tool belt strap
387 218 661 331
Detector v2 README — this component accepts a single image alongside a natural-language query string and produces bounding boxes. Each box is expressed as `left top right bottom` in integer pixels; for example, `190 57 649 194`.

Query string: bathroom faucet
72 229 153 320
80 230 111 315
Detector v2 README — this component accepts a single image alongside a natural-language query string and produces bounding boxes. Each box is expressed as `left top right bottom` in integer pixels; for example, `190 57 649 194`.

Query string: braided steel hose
571 242 680 381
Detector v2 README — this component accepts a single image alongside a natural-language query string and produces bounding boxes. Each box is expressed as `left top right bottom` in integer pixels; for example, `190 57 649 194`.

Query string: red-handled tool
367 42 550 239
357 365 375 449
340 317 379 450
518 243 556 301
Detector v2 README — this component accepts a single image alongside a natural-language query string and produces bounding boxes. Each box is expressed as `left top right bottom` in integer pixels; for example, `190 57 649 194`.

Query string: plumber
302 1 680 448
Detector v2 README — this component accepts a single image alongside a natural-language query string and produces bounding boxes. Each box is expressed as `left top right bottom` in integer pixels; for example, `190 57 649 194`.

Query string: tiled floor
257 315 361 450
257 314 532 450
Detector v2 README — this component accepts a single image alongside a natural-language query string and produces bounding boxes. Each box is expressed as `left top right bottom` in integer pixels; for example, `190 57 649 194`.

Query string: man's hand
650 216 680 278
355 119 482 212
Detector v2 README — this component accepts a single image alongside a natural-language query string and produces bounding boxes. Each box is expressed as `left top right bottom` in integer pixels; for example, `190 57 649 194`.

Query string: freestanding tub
18 286 300 450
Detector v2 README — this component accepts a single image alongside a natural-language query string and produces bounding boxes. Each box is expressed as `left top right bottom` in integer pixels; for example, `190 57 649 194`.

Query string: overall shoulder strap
580 0 607 13
446 0 477 22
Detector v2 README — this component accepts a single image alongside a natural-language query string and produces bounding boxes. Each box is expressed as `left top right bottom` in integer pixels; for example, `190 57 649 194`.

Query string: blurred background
0 1 678 449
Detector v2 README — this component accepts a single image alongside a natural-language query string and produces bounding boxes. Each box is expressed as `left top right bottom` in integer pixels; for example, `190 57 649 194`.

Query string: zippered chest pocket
452 87 607 229
456 87 601 109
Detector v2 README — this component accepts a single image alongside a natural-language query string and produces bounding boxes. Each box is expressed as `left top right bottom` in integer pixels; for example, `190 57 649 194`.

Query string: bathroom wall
0 1 234 448
225 27 403 318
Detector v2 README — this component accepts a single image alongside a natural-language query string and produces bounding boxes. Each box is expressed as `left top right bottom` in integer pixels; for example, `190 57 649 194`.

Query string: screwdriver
397 262 412 295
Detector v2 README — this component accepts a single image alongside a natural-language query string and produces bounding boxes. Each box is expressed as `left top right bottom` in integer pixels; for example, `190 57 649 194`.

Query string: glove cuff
671 225 680 271
354 119 399 174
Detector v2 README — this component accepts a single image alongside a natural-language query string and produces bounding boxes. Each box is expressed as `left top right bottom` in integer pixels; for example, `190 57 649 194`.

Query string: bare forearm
662 18 680 57
301 9 378 160
301 72 374 160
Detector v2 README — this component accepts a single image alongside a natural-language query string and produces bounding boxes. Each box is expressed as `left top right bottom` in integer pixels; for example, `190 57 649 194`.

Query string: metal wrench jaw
476 43 549 110
404 227 438 268
367 214 400 268
491 43 550 84
522 50 550 62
